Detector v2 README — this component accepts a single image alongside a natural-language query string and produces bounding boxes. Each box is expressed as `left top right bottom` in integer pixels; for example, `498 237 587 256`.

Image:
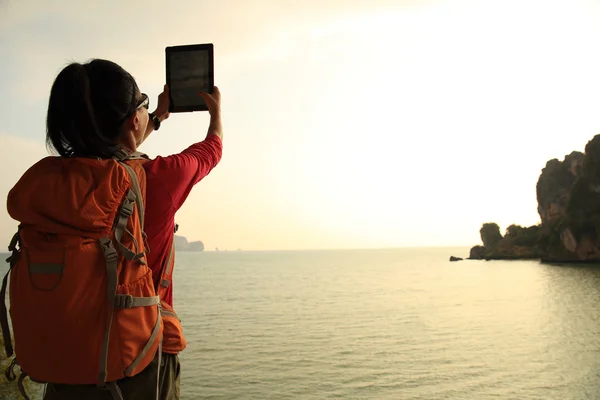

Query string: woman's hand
199 86 222 139
153 84 171 122
199 86 221 117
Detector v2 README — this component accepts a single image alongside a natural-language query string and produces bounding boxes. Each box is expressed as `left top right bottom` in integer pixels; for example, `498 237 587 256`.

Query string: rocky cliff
469 134 600 262
174 235 205 252
468 223 542 260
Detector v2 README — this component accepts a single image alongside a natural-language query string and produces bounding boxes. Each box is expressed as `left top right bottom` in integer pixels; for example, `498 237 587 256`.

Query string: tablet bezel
165 43 214 113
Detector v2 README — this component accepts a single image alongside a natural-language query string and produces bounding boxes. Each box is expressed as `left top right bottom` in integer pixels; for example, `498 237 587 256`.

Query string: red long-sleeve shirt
143 134 222 306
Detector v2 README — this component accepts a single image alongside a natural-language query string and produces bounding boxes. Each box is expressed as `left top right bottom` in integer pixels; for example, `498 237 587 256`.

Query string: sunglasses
119 93 149 125
136 93 149 110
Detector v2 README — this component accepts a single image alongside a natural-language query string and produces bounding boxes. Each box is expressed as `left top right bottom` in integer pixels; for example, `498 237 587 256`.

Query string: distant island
174 235 205 252
467 134 600 263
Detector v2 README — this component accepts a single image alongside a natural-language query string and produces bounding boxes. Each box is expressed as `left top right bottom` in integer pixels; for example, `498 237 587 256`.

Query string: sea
3 247 600 399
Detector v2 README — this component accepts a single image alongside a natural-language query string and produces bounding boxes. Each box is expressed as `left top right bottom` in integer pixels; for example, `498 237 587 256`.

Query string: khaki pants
42 352 180 400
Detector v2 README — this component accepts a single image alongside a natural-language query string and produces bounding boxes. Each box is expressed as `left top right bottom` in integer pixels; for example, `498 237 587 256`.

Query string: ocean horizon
2 247 599 399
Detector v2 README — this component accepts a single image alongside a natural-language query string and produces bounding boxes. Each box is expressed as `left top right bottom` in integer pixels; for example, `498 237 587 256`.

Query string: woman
21 58 222 399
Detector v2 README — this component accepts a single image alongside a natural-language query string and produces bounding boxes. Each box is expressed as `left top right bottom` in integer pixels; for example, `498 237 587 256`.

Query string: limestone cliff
174 235 189 250
536 151 584 225
188 241 205 251
174 235 205 252
469 134 600 262
468 223 541 260
541 136 600 261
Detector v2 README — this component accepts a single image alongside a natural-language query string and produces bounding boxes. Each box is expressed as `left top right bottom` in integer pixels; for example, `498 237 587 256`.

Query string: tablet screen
167 45 213 111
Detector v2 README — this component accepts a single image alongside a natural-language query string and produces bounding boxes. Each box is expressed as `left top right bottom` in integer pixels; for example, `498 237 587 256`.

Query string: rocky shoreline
459 134 600 264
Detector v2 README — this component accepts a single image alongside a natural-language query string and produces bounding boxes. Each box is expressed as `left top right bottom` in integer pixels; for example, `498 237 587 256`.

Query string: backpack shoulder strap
119 162 146 231
110 156 149 262
156 233 175 299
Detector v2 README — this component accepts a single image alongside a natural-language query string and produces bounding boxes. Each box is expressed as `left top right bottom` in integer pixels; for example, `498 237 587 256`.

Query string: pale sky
2 0 600 251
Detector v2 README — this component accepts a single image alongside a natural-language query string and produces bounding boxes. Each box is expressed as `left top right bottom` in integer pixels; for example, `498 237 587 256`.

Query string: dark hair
46 59 140 158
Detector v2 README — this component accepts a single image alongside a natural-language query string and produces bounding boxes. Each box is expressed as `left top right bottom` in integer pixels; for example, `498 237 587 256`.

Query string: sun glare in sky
2 0 600 250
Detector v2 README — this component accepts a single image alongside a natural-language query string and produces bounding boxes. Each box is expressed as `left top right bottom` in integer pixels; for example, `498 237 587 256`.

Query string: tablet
166 44 214 112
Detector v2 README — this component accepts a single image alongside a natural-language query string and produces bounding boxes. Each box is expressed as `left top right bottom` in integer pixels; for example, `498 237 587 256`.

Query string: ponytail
46 59 140 158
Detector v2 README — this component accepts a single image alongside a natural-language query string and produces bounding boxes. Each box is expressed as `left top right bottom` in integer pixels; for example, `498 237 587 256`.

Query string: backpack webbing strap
120 162 146 231
123 302 162 376
5 358 17 381
0 270 13 359
113 148 150 162
17 371 31 400
156 335 162 400
157 240 176 297
114 294 159 308
98 237 119 384
117 162 148 262
0 230 20 359
160 308 179 320
114 190 145 264
97 381 124 400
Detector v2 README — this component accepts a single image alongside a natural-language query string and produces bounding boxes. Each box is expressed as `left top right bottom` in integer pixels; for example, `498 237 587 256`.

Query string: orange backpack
0 149 170 399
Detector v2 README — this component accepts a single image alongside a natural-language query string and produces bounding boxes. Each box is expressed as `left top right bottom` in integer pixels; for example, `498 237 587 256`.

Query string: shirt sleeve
144 134 223 211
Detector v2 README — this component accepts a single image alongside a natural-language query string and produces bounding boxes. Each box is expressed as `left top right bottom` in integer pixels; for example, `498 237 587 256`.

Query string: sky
2 0 600 251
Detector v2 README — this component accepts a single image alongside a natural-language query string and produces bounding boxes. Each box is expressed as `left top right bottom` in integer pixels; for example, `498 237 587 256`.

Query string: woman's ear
120 113 139 132
131 112 141 131
117 114 141 151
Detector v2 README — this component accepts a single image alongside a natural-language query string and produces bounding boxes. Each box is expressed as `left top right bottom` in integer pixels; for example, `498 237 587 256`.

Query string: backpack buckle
119 191 136 218
115 294 134 308
98 238 118 263
105 248 118 263
120 201 134 218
